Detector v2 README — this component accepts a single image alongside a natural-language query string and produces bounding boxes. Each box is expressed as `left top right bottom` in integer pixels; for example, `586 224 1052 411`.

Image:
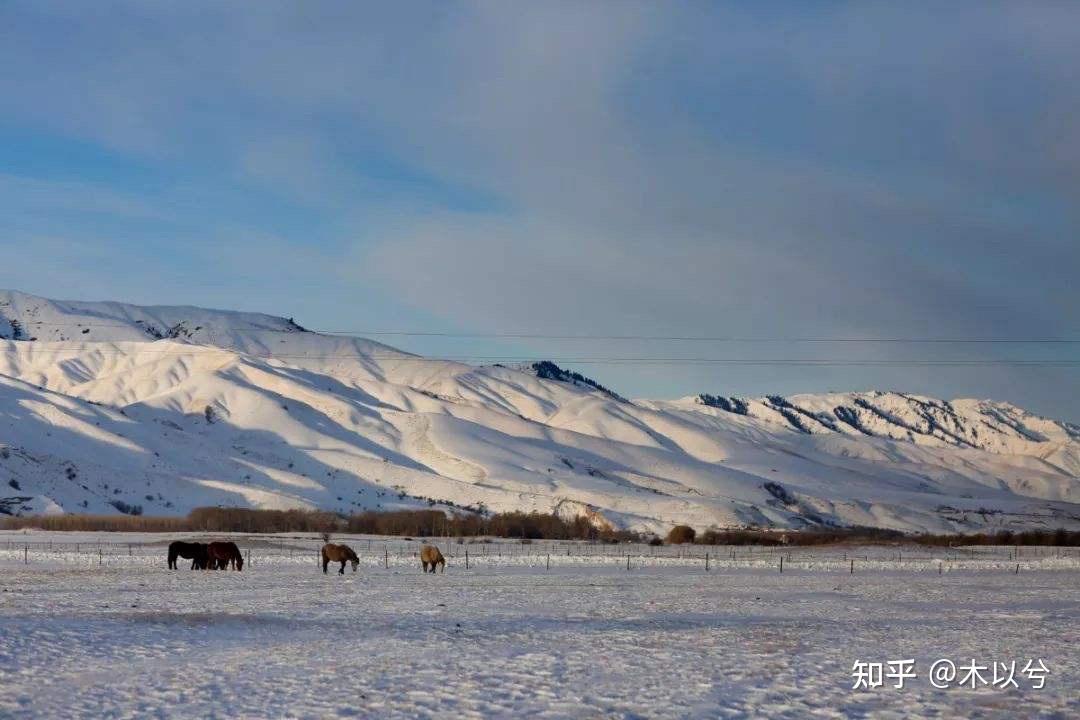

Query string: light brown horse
207 541 244 570
321 543 359 574
420 544 445 573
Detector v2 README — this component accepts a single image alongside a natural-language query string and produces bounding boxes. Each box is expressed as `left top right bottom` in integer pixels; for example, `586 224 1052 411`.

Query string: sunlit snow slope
2 290 1078 533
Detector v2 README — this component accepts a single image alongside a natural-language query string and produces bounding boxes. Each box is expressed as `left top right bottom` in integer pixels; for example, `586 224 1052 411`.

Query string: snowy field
1 533 1078 719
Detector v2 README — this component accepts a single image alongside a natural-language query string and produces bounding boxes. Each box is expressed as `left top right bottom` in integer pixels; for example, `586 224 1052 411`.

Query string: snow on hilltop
0 288 305 343
1 289 1078 533
661 392 1080 457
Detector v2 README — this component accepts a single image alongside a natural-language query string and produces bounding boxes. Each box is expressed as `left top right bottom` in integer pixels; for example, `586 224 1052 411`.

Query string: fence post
626 553 630 571
465 548 469 570
99 547 103 566
246 549 251 568
24 545 28 564
705 552 709 572
779 556 783 573
851 559 854 574
384 546 388 569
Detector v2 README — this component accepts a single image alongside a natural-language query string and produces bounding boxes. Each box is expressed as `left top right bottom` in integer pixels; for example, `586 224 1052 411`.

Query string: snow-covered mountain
655 393 1080 465
2 289 1078 533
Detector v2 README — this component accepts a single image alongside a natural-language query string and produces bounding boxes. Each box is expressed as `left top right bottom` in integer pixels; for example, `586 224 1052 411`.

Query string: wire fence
2 535 1078 574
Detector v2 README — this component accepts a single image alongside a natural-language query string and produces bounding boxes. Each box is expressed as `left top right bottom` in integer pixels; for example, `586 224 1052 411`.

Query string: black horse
168 541 209 570
207 541 244 571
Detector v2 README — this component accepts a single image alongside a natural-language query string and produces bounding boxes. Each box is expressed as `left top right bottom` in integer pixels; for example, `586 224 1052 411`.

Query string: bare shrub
666 525 696 544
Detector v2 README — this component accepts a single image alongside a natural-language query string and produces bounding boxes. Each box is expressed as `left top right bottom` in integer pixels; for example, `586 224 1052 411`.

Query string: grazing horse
321 543 359 574
168 541 209 570
420 544 445 573
207 541 244 571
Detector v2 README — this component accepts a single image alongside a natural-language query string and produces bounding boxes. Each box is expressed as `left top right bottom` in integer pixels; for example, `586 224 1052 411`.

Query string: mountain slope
2 289 1078 533
669 391 1080 454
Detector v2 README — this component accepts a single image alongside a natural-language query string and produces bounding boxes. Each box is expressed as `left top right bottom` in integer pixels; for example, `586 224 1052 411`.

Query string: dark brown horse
321 543 359 574
207 541 244 570
168 541 209 570
420 544 445 573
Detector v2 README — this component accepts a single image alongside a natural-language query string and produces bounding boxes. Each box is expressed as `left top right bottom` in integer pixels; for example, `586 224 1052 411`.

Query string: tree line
3 510 1077 546
0 507 639 541
664 524 1080 547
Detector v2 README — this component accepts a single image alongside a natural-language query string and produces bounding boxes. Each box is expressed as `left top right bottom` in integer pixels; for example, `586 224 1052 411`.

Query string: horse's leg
323 557 329 574
339 561 345 575
421 561 428 573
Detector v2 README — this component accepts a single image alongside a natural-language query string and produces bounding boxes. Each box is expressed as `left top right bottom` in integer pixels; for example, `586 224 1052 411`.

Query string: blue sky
1 2 1077 420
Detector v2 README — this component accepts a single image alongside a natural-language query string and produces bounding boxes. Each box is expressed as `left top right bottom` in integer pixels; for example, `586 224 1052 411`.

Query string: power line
0 346 1078 366
317 332 1080 344
11 320 1080 344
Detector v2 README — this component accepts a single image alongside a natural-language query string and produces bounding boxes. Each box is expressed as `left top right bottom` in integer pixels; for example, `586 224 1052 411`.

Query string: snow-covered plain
2 289 1079 534
1 532 1077 718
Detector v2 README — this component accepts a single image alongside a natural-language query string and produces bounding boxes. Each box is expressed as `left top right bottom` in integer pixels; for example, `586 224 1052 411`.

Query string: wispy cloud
0 1 1077 418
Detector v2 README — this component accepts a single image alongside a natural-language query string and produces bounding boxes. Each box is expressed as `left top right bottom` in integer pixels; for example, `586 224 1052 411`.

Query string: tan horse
420 544 445 573
321 543 359 574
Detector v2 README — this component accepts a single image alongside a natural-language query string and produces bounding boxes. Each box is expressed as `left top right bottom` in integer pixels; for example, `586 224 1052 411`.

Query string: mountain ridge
2 289 1078 533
